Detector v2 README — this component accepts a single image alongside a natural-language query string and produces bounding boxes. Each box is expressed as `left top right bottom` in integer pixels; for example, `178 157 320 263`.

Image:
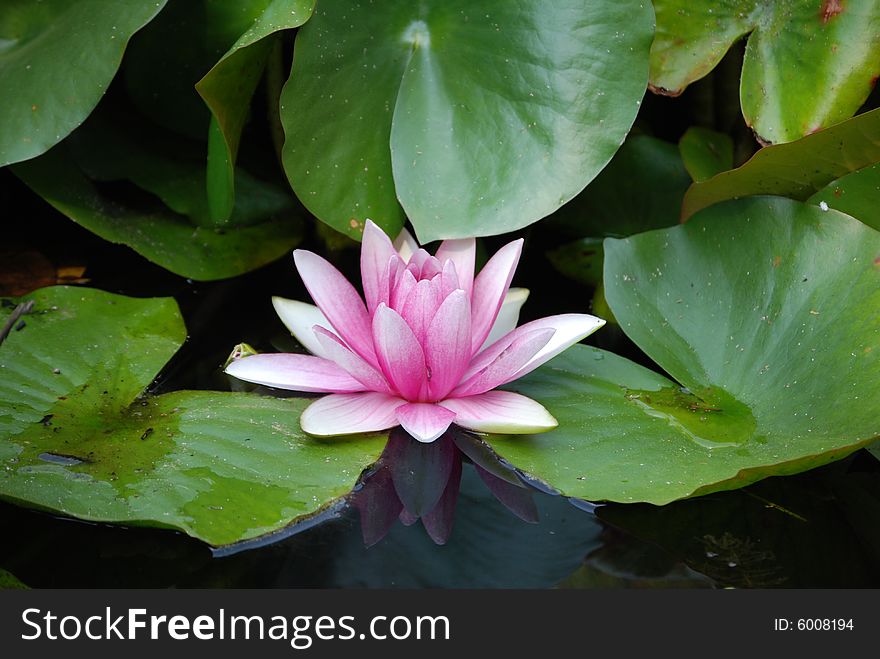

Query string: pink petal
408 248 431 273
452 327 555 397
395 402 457 443
481 287 529 350
425 290 472 400
293 250 376 364
400 277 443 345
419 255 442 279
361 220 401 314
390 268 417 311
467 314 605 385
313 326 393 394
372 304 427 400
271 297 332 358
435 238 475 299
225 353 365 393
300 392 405 436
440 259 461 298
469 239 523 353
439 390 557 434
393 227 418 263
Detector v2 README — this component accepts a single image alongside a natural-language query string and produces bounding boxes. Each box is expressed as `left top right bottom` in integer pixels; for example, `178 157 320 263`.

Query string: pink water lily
226 221 605 443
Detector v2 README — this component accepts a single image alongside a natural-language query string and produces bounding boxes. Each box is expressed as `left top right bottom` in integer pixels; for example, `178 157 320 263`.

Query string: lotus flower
226 221 605 442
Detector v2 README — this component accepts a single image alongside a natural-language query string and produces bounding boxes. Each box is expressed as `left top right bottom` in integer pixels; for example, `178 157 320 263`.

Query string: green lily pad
678 127 734 182
486 197 880 505
547 135 690 286
807 162 880 231
0 0 167 166
650 0 880 143
196 0 316 225
281 0 653 241
0 287 386 548
0 568 28 590
12 145 302 281
682 108 880 220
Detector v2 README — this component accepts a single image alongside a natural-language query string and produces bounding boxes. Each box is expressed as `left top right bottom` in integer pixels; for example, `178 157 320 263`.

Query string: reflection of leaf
682 108 880 220
0 0 167 166
281 0 653 241
0 287 385 547
196 0 316 224
484 198 880 504
13 146 302 281
650 0 880 143
598 464 880 587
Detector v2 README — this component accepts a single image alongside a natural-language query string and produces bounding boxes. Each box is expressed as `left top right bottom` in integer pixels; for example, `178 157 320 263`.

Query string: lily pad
682 108 880 220
486 197 880 504
807 162 880 231
678 127 734 182
0 0 167 166
0 286 386 547
196 0 316 224
547 135 690 286
12 146 302 281
649 0 880 143
280 0 653 241
0 568 28 590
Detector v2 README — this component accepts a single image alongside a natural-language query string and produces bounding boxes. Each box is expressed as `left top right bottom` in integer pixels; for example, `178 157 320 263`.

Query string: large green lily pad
682 108 880 220
0 287 385 547
12 146 302 281
0 0 167 166
281 0 653 241
650 0 880 143
486 197 880 504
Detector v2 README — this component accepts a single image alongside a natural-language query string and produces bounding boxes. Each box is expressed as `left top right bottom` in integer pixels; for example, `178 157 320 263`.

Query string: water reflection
350 428 542 547
1 452 878 588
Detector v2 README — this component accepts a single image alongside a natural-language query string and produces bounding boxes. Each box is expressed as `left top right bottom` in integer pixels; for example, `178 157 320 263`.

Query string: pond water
2 172 879 589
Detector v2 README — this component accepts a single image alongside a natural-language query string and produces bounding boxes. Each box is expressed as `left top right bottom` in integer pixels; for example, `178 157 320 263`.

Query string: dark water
2 170 879 589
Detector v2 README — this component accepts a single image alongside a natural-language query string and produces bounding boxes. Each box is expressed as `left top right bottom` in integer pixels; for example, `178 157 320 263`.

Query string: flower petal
400 277 443 345
372 304 427 400
299 392 405 436
439 390 557 434
271 297 333 358
313 326 393 393
468 314 605 385
481 287 529 350
469 239 523 353
504 314 605 383
390 268 417 312
395 402 457 443
425 290 472 400
435 238 475 298
393 227 418 263
225 353 365 393
293 249 376 363
452 327 555 397
361 220 401 314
